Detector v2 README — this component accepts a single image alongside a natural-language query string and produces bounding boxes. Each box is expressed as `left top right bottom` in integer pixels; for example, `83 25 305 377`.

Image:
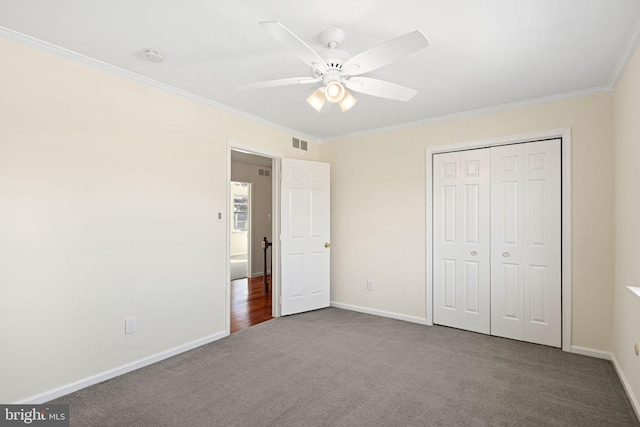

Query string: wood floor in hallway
230 275 272 333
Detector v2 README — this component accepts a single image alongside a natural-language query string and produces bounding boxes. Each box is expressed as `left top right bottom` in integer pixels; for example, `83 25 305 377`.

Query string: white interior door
433 149 491 334
280 158 331 316
490 140 561 347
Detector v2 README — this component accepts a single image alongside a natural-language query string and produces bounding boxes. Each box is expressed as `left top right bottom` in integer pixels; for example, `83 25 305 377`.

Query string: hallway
230 275 272 333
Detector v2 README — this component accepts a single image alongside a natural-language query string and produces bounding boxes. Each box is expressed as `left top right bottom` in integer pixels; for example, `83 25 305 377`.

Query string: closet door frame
425 128 572 352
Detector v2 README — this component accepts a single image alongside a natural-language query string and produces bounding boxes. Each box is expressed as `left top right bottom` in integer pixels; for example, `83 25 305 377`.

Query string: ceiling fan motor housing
313 27 351 80
319 48 351 70
315 48 351 85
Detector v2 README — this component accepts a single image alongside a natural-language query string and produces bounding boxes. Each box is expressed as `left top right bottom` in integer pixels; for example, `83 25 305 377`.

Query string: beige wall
319 93 614 352
231 161 273 277
0 38 317 403
613 44 640 410
0 30 630 406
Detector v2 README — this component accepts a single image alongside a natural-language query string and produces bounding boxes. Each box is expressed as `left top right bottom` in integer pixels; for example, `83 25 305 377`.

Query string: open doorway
230 149 275 333
230 181 250 281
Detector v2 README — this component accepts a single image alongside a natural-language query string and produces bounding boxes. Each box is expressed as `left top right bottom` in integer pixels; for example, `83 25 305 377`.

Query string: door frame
226 141 282 335
425 128 572 352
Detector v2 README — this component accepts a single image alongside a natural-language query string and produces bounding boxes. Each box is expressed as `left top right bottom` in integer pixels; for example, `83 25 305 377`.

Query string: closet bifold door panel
433 149 491 334
490 140 562 348
432 139 562 348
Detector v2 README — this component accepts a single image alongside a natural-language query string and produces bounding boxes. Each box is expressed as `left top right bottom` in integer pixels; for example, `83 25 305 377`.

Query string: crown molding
0 26 318 143
1 23 630 145
318 86 612 143
608 12 640 89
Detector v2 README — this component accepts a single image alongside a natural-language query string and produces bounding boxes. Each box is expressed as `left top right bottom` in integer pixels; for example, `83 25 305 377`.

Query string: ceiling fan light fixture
339 90 357 112
306 87 326 112
325 81 345 103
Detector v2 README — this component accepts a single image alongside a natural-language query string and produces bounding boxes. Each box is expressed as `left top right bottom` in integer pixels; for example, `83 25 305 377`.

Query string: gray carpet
230 258 247 280
53 308 639 426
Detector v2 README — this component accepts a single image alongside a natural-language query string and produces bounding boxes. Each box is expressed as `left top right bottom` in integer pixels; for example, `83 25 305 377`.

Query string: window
233 194 249 232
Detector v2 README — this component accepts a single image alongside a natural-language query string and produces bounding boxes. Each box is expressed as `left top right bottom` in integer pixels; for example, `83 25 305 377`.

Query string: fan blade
344 77 417 101
237 77 320 90
260 21 328 73
342 30 430 76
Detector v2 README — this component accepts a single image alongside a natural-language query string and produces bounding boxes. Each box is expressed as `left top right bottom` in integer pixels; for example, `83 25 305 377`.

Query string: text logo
0 405 68 427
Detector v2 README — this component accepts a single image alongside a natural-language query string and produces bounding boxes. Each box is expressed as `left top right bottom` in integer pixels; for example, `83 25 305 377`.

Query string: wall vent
292 137 308 151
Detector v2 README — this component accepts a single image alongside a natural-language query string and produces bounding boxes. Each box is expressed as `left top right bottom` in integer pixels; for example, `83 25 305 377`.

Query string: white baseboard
611 353 640 421
16 330 229 404
570 345 612 360
250 271 270 279
330 301 428 325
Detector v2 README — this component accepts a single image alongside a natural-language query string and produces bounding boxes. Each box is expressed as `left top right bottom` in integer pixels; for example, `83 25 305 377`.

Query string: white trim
425 128 572 351
229 143 282 160
570 345 611 360
15 331 228 404
272 157 281 318
247 183 253 287
226 147 232 334
331 301 428 325
227 142 282 322
427 128 572 154
0 26 317 144
608 12 640 89
0 26 621 146
425 148 434 326
612 353 640 421
319 88 610 143
561 134 573 352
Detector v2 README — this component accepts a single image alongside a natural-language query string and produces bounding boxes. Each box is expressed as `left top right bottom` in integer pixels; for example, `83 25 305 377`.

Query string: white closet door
490 140 561 347
433 149 491 334
489 144 525 341
522 140 562 346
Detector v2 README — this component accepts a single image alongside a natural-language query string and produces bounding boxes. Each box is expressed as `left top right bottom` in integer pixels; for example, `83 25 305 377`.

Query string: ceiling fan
238 22 430 112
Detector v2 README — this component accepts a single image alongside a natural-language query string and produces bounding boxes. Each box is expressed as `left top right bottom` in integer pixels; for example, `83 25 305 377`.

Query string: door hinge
278 296 282 305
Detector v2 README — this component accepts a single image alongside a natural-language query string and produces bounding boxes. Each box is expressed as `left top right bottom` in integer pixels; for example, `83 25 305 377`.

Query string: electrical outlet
367 280 374 291
125 317 136 335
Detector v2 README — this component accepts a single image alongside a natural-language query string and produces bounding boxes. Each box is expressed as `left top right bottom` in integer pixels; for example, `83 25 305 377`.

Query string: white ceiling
231 150 273 167
1 1 639 142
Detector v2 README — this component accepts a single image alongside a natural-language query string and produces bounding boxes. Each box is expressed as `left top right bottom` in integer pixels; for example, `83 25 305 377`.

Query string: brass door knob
325 243 331 248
